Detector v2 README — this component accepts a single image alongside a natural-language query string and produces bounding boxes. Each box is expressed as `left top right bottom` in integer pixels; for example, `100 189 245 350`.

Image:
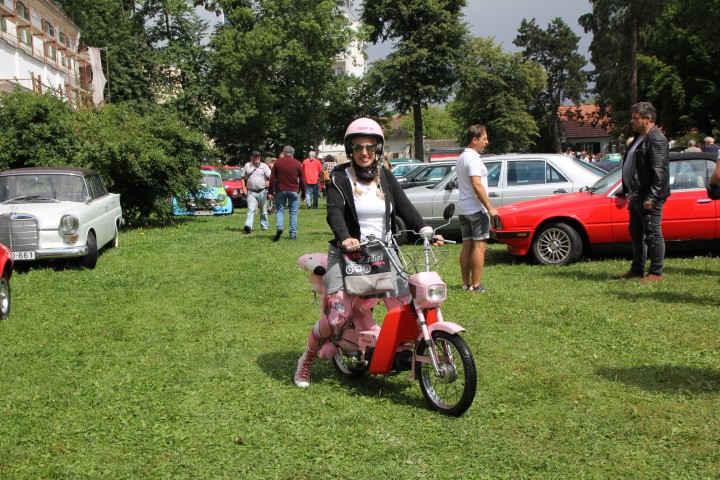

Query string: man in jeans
613 102 670 282
269 146 305 241
302 151 323 209
241 150 272 234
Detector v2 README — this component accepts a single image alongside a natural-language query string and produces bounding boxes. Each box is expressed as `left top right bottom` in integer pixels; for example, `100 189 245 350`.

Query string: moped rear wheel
332 351 367 380
416 331 477 417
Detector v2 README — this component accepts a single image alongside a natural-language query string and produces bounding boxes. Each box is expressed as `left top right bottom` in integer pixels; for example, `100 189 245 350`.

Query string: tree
55 0 157 105
398 105 461 142
362 0 468 160
514 18 588 153
141 0 213 133
449 38 545 154
208 0 369 162
579 0 667 136
0 91 209 221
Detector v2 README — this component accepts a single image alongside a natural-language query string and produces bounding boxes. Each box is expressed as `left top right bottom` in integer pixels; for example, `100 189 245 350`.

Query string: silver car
401 154 605 237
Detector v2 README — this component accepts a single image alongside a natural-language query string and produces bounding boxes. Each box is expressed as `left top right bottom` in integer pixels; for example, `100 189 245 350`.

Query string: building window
19 28 32 46
17 1 30 21
58 31 68 46
43 20 55 38
45 43 56 61
1 17 6 33
61 54 73 69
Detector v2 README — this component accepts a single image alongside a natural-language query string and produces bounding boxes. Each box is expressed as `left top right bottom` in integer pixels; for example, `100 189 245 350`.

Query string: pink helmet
344 118 384 157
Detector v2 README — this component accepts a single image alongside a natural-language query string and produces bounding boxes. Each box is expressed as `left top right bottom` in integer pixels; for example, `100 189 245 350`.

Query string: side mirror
443 204 455 220
446 179 458 190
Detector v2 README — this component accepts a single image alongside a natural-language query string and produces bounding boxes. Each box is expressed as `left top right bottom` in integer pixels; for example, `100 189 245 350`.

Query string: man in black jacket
613 102 670 282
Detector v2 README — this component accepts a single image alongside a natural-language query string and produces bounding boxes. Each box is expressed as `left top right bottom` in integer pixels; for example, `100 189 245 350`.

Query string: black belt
249 188 266 193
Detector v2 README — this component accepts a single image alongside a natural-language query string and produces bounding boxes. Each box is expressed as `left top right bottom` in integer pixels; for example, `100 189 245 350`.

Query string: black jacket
621 126 671 202
326 163 425 246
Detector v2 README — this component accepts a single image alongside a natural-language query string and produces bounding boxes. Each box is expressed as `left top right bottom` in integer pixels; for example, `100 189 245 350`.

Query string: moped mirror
443 204 455 221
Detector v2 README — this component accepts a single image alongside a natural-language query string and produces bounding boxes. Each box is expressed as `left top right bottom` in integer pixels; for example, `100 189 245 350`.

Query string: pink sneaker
294 351 316 388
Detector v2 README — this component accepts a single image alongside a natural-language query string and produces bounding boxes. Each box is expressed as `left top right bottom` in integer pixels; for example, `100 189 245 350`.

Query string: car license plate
11 251 35 260
194 210 213 216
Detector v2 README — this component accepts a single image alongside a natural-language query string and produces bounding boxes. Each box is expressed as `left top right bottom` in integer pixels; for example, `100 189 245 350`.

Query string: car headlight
59 214 79 232
217 193 227 202
426 284 446 302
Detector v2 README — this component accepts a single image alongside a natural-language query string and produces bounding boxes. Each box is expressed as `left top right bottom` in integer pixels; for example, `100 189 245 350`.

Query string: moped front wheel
415 331 477 417
332 351 367 380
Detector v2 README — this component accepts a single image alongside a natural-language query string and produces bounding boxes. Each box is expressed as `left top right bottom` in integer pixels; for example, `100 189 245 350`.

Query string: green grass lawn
1 204 719 479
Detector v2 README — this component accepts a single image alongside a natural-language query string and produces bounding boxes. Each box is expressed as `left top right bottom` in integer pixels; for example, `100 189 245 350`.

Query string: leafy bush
0 91 209 221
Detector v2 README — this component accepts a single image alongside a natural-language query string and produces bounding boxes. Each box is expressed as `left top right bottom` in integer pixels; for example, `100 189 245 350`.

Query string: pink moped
298 206 477 417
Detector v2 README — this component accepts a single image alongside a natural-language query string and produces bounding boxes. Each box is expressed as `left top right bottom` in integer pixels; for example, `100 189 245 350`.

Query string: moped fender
424 321 465 337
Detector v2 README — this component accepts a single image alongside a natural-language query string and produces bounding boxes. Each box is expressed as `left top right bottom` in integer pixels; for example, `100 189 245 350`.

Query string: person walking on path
269 146 305 241
456 124 497 293
241 150 272 233
612 102 670 282
302 151 324 209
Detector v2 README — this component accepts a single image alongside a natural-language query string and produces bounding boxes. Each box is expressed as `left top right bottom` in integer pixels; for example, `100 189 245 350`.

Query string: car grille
0 214 39 252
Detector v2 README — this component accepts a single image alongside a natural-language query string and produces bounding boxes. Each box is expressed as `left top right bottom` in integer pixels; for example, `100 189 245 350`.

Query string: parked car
599 153 623 162
398 162 456 189
202 165 246 208
389 157 422 168
173 170 233 216
0 243 12 318
391 163 424 180
0 167 124 269
401 154 605 237
490 152 719 266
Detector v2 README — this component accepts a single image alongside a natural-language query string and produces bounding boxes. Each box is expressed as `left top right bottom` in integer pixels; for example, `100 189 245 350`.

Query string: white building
0 0 90 104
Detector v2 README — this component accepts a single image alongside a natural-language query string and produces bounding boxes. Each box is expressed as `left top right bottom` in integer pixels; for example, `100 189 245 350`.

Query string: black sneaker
289 234 297 240
468 284 487 293
244 225 252 234
273 229 283 242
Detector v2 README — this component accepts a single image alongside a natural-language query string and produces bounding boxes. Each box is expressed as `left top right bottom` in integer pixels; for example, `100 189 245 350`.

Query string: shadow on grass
257 351 424 409
606 289 715 307
596 364 720 395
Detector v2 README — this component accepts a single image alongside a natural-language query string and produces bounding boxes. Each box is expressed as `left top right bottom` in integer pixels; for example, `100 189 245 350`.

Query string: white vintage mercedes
0 167 124 269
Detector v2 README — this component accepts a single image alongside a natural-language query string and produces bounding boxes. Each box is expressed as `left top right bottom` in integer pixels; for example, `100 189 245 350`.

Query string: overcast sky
198 1 595 67
366 0 593 66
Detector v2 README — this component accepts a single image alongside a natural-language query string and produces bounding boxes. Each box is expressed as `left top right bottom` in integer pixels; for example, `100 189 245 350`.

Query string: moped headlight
59 214 79 232
426 284 446 302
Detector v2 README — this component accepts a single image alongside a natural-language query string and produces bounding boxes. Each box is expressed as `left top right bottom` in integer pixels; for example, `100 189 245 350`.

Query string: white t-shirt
456 147 488 215
352 180 386 241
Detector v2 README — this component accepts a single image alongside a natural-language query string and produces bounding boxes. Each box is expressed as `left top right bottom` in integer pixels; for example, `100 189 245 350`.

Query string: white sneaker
294 351 316 388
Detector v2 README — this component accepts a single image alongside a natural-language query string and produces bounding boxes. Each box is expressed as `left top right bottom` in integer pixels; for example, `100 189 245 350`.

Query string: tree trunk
412 101 424 161
629 2 638 106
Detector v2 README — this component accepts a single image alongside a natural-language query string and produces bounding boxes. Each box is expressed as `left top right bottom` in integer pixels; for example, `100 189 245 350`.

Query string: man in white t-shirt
456 125 498 293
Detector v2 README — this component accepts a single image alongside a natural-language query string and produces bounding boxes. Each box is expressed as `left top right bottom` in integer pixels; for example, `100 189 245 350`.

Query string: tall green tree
141 0 212 132
514 18 588 153
362 0 468 160
579 0 667 136
208 0 372 162
55 0 156 105
449 38 545 153
398 105 461 142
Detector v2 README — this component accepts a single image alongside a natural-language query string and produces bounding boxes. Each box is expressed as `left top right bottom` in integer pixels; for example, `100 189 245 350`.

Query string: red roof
558 105 612 139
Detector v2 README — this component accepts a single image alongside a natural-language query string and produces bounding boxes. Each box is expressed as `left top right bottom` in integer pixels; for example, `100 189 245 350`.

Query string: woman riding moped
294 118 442 387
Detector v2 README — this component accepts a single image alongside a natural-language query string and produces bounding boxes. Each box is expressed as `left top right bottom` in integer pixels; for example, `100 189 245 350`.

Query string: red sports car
490 152 719 266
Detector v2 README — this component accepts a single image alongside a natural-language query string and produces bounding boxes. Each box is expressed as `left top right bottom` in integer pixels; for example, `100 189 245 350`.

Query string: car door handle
489 192 498 197
697 199 711 204
554 189 567 194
